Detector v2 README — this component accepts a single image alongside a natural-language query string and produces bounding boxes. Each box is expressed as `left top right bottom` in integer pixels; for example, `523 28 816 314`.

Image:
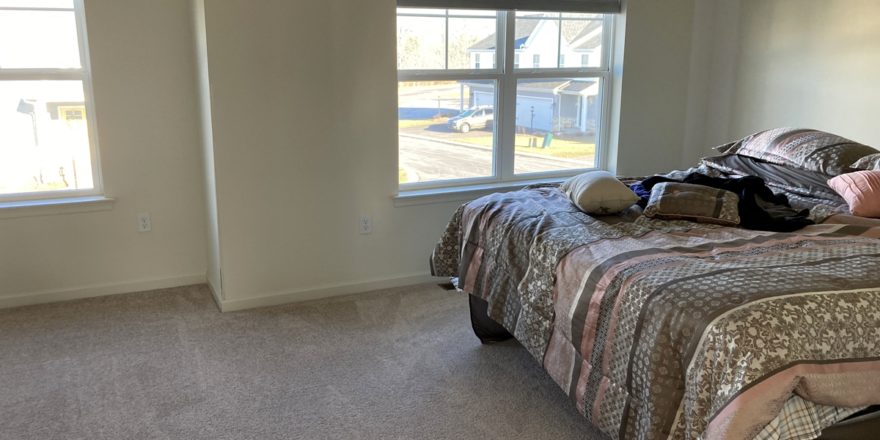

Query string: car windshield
458 109 478 117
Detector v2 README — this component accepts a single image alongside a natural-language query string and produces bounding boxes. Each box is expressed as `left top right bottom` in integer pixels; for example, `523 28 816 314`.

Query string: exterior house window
0 0 102 202
581 53 589 66
397 9 613 190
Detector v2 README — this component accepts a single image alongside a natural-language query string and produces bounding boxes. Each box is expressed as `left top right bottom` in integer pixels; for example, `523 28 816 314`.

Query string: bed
430 129 880 439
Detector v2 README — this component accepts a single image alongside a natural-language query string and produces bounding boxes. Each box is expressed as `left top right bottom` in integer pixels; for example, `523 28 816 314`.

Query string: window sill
0 196 115 219
394 178 565 207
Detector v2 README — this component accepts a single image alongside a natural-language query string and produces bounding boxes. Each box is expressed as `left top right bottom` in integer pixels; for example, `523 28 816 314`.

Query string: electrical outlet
358 215 373 234
137 212 152 232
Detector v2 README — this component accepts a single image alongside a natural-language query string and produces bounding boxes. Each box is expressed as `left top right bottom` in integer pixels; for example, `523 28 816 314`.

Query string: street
399 134 592 182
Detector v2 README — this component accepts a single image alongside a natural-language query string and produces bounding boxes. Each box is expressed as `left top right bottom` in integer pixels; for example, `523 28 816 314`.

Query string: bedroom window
397 8 614 190
0 0 102 202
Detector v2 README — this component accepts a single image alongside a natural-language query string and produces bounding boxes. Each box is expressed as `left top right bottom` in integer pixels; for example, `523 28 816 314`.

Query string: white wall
682 0 880 165
0 0 707 310
726 0 880 147
0 0 207 306
613 0 697 176
681 0 742 165
195 0 702 310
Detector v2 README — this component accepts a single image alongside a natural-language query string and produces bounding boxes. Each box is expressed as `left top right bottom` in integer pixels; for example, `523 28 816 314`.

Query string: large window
0 0 100 201
397 8 612 189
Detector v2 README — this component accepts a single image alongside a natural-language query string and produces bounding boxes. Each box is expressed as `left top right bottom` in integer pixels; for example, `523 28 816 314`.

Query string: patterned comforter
431 185 880 440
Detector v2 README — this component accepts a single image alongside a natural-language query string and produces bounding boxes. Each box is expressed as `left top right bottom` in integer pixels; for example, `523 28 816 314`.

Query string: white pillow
560 171 639 215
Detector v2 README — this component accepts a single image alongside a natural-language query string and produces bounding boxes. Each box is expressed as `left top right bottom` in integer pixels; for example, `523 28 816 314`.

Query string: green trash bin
542 133 553 148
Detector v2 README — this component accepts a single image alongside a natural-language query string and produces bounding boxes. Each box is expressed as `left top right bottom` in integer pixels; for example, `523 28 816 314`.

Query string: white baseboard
218 272 440 312
0 273 207 310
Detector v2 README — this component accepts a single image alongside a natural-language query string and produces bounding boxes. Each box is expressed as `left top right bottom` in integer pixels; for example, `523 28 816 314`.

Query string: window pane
0 10 81 68
397 15 445 70
515 13 605 69
399 80 495 184
514 16 558 68
513 78 600 174
0 0 73 8
561 12 602 19
515 11 559 18
564 18 604 68
396 8 446 16
448 16 496 70
448 9 496 17
0 81 94 196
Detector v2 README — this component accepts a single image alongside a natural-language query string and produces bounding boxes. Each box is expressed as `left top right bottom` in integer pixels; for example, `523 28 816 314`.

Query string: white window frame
0 0 103 203
397 9 614 192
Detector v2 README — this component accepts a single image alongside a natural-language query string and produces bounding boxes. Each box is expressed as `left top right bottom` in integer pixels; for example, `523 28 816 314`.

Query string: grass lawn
398 167 408 183
465 134 596 159
397 119 596 161
398 117 449 130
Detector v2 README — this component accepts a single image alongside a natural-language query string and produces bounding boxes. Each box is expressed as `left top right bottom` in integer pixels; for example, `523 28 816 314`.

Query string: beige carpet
0 283 606 440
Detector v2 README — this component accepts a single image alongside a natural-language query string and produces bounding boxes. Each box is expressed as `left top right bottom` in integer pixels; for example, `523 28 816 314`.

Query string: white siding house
463 17 603 135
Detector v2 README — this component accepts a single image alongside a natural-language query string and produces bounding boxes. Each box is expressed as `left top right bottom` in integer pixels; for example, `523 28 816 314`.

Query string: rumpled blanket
637 173 813 232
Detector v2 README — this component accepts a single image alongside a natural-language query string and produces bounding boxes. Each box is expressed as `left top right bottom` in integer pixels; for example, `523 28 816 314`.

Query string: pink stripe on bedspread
571 359 592 415
462 247 482 293
706 360 880 440
574 233 848 360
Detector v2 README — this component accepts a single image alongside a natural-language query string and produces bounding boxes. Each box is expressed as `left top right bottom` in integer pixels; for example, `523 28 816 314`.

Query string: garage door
473 90 494 108
515 96 554 132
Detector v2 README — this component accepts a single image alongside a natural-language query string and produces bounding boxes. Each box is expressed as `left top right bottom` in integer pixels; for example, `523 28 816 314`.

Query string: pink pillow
828 171 880 218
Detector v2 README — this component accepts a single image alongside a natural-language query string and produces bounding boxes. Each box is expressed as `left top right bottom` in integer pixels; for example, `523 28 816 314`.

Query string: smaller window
514 53 520 69
532 54 540 68
559 54 565 67
0 1 101 201
581 53 589 66
475 53 481 69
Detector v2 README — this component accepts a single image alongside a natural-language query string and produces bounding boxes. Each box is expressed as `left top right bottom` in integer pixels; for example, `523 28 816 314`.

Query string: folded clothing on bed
637 172 813 232
643 182 741 226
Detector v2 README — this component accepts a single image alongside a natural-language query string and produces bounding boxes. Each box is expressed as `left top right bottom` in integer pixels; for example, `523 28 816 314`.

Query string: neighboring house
465 17 603 134
464 79 599 134
46 101 87 123
468 17 603 69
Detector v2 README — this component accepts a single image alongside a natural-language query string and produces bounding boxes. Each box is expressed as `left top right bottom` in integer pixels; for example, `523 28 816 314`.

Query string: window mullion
497 10 517 182
444 12 449 70
74 0 103 197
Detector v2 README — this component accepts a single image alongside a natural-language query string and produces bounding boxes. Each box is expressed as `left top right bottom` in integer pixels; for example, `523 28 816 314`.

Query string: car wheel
460 123 471 133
